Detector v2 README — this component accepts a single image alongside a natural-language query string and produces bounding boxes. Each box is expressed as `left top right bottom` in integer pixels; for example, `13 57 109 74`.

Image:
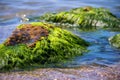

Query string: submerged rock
38 6 120 30
0 22 89 71
109 34 120 48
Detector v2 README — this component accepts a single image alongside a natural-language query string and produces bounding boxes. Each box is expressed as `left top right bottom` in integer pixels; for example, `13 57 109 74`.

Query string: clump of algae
109 34 120 48
39 6 120 30
0 22 89 71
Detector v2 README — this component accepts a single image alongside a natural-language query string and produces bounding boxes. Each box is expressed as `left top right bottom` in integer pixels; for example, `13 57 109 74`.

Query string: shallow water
64 29 120 67
0 0 120 68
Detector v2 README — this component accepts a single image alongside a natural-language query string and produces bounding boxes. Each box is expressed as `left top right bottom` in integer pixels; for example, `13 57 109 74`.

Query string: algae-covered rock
4 24 49 47
38 6 120 30
0 22 89 71
109 34 120 48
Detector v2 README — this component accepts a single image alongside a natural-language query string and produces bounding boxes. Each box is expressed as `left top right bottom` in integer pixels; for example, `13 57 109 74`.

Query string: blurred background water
0 0 120 67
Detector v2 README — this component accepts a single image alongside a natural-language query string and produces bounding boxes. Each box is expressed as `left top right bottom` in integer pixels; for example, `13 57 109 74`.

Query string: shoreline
0 63 120 80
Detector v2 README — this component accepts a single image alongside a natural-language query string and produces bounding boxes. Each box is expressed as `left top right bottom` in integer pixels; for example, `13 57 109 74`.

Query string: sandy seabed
0 63 120 80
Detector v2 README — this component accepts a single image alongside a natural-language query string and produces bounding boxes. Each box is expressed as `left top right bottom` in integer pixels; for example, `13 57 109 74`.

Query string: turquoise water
64 29 120 67
0 0 120 67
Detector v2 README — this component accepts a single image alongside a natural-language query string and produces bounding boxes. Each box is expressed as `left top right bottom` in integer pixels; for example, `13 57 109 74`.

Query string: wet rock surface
0 64 120 80
4 24 48 47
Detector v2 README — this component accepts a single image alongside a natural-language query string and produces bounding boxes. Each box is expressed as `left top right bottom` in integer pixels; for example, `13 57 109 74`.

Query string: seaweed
109 34 120 48
39 6 120 30
0 22 89 71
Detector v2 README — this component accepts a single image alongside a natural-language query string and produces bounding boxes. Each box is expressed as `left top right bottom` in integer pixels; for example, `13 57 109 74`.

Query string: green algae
0 22 89 71
18 22 54 30
38 6 120 30
109 34 120 48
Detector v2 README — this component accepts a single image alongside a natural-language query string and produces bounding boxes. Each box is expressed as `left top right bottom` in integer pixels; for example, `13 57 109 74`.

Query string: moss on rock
109 34 120 48
0 22 89 71
39 6 120 30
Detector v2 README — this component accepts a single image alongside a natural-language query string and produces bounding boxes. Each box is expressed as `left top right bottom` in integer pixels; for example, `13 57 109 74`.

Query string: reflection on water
0 0 120 67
